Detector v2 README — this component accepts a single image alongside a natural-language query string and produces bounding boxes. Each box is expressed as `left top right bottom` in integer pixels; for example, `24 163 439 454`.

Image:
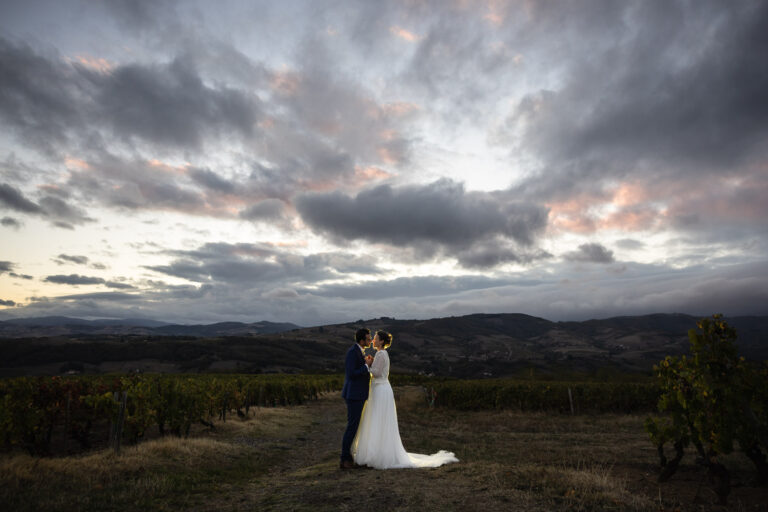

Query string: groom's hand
365 355 373 365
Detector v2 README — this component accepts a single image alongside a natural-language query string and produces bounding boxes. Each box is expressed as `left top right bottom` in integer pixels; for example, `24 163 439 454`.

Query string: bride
352 330 458 469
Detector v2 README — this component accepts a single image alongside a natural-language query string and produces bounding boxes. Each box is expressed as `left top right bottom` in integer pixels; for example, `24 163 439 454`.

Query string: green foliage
645 314 768 504
0 373 343 455
423 379 658 413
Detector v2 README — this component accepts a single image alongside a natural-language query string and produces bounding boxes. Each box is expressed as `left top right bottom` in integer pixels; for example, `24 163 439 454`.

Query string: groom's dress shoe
340 460 355 470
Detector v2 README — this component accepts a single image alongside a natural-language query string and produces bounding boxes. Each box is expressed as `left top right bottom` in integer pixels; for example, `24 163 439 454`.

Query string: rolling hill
0 317 301 337
0 313 765 378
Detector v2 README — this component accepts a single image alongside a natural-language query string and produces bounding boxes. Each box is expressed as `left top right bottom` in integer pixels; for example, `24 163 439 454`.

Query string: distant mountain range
0 316 301 337
0 313 765 378
1 316 171 328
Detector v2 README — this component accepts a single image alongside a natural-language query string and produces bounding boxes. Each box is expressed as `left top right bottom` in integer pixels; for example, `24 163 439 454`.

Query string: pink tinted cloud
352 166 395 187
69 55 114 74
64 157 90 170
64 156 246 219
376 146 401 165
612 182 652 207
598 206 663 232
148 159 189 175
389 26 420 42
546 192 608 234
547 181 661 234
381 102 420 118
269 70 301 96
663 168 768 226
548 167 768 236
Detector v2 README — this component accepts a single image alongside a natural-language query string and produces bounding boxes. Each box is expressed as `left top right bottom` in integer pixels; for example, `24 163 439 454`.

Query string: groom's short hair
355 328 370 343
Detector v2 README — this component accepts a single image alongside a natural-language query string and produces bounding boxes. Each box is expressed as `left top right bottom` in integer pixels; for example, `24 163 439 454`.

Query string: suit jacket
341 343 370 401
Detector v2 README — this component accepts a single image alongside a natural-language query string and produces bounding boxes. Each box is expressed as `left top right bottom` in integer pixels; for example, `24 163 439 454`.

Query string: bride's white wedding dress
352 349 458 469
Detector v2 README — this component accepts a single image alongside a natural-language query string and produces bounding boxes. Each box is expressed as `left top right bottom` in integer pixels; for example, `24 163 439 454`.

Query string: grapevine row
0 373 343 455
424 379 659 413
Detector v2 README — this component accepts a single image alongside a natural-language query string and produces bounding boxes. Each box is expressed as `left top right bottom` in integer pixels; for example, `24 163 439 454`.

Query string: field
2 386 765 511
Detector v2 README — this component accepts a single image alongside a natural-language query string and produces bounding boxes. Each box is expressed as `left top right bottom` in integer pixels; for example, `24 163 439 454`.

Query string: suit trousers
341 398 366 462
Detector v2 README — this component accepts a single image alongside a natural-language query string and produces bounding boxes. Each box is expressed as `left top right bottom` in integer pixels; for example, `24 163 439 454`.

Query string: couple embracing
340 328 458 470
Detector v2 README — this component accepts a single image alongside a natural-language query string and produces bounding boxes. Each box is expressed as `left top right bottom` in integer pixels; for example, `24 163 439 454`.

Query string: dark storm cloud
143 261 214 283
105 282 136 290
0 182 93 226
305 274 528 300
44 274 106 285
143 242 311 285
296 179 549 265
54 254 89 265
147 283 214 300
37 196 93 224
563 243 615 264
94 57 259 149
2 32 415 217
0 38 82 154
146 242 292 283
615 239 645 250
66 154 210 214
144 242 383 286
0 183 43 213
507 1 768 199
239 199 287 222
2 1 766 325
0 37 260 156
1 216 22 229
245 150 354 203
188 168 236 194
1 262 32 279
456 242 552 269
101 0 179 33
0 299 16 306
9 259 768 326
303 253 383 275
56 292 139 301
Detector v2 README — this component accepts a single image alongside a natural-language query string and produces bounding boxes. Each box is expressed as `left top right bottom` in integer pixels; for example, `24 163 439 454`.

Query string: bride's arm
370 351 387 378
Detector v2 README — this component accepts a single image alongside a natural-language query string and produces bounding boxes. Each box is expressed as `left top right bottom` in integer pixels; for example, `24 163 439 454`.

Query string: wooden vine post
109 391 128 454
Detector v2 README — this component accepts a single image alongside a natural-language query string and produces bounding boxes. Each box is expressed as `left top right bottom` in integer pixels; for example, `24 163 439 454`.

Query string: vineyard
0 373 342 456
1 370 665 458
2 316 766 510
3 315 766 508
426 379 659 413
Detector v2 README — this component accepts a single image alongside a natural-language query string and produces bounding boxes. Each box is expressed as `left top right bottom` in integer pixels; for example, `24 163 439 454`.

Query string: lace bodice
370 350 390 382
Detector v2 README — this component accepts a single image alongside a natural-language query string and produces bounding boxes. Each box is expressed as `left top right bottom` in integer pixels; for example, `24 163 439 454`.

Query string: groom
340 327 373 469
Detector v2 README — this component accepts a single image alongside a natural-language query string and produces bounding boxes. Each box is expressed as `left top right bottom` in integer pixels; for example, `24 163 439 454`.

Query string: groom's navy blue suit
341 343 370 463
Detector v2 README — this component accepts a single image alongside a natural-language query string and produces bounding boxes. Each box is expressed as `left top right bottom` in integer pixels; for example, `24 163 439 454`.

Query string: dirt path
192 390 499 512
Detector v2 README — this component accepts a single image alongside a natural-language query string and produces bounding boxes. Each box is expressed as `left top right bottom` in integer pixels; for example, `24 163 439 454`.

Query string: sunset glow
1 0 766 325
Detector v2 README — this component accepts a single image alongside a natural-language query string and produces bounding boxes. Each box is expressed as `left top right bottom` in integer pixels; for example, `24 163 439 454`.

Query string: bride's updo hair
376 330 392 349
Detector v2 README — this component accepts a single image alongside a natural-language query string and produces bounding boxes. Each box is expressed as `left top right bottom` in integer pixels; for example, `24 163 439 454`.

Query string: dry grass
2 386 766 512
0 405 318 511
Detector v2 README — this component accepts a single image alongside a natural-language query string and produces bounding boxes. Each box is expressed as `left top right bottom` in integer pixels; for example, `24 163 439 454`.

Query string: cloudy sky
1 0 767 326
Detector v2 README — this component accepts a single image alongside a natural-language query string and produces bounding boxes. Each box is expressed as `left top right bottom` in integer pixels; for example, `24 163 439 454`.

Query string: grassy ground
1 387 765 511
